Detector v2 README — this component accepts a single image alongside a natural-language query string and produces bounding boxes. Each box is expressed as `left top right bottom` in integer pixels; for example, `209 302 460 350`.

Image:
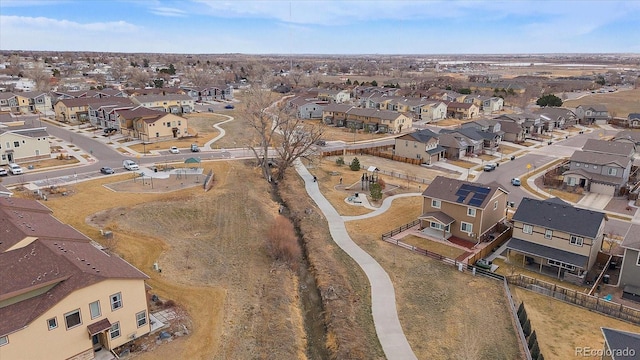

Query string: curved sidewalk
342 193 422 222
294 160 417 360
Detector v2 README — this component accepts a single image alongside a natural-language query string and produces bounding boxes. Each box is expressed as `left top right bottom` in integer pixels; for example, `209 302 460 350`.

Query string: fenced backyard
507 274 640 326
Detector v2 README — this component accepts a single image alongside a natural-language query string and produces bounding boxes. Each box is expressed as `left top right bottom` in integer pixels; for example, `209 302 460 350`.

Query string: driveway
577 193 613 210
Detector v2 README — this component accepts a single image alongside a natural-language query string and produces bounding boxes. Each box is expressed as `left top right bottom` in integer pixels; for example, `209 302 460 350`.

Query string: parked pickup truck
475 259 493 270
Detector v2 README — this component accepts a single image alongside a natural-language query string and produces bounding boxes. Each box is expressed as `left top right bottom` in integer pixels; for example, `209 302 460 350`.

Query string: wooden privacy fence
507 274 640 326
466 225 513 266
321 146 423 166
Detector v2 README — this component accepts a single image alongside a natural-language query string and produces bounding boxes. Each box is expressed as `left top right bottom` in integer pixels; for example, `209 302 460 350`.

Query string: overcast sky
1 0 639 54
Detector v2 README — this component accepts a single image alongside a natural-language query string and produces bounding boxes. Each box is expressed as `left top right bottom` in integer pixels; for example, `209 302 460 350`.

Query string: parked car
103 127 117 134
123 159 139 171
100 167 115 175
315 140 327 146
224 104 235 109
8 163 23 175
190 144 200 152
483 163 497 172
511 177 521 186
169 146 180 154
475 259 493 270
0 167 7 176
207 108 214 112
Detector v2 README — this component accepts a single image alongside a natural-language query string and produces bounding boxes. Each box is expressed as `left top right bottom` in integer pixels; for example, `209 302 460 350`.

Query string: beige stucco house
419 176 509 243
0 114 50 165
116 106 190 142
131 94 194 114
0 197 151 360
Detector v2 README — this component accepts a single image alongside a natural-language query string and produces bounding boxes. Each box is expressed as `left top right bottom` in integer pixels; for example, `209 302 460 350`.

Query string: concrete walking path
294 159 417 360
342 193 422 222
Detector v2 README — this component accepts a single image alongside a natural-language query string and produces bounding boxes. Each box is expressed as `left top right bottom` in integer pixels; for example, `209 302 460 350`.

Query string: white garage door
591 182 616 196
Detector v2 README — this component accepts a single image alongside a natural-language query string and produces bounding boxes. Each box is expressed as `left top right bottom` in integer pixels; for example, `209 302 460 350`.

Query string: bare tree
241 86 325 182
7 55 22 77
184 68 214 87
26 63 51 91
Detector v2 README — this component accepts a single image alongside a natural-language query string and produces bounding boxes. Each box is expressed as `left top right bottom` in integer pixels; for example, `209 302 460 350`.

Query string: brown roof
115 106 166 120
347 107 406 120
446 101 474 110
422 176 507 209
0 197 89 252
56 96 133 109
0 197 148 337
87 318 112 335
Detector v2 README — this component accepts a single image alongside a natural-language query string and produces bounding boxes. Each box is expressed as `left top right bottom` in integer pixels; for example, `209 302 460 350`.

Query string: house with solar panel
419 176 509 244
505 197 607 284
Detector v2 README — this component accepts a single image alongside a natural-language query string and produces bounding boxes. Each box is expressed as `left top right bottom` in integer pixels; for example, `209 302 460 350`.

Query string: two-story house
446 101 479 120
345 108 412 134
115 106 189 142
439 127 485 155
505 197 607 283
575 105 610 125
131 94 194 114
0 113 50 165
563 139 633 195
321 104 354 126
0 197 151 360
419 176 509 243
394 129 445 165
533 107 579 130
618 224 640 302
498 120 526 143
288 96 327 119
14 91 52 115
0 93 19 113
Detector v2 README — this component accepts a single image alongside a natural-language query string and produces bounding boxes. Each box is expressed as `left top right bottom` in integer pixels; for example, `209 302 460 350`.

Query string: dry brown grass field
22 161 309 360
401 235 467 259
563 88 640 117
511 287 640 360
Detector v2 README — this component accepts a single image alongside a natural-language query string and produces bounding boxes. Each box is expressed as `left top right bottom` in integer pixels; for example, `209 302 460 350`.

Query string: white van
8 163 23 175
123 160 139 171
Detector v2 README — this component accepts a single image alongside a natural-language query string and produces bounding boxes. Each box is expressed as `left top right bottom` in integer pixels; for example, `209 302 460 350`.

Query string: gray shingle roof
570 150 630 167
582 139 634 156
507 237 589 268
600 328 640 359
422 176 507 209
512 197 606 238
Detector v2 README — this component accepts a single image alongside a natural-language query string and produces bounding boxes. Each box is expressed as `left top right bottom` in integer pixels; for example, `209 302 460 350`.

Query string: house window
0 335 7 347
593 165 598 170
109 322 121 339
90 300 101 319
523 224 533 234
431 199 441 209
494 201 498 210
47 317 58 330
461 222 473 233
570 235 584 246
136 311 147 327
636 252 640 266
13 141 19 148
544 229 553 239
584 164 589 168
110 293 122 311
430 222 449 232
548 259 576 271
156 133 160 138
64 309 82 329
608 168 618 176
575 163 581 167
467 208 476 217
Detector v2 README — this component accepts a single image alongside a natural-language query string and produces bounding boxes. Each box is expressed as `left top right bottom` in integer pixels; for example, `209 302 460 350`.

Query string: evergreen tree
350 157 361 171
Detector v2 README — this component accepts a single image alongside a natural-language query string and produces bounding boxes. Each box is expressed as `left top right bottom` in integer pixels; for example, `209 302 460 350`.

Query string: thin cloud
0 15 139 32
150 7 188 17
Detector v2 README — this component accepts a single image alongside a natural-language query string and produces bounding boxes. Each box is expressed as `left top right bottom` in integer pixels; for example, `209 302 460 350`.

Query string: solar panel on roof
468 198 484 207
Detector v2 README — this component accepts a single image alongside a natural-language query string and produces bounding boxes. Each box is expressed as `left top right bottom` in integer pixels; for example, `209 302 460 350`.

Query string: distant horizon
1 0 639 54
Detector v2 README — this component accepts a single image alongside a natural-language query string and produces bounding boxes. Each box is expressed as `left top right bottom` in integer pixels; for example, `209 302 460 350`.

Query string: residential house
419 176 509 243
460 119 504 149
533 107 579 129
0 113 50 165
181 84 233 102
505 197 607 283
617 224 640 303
424 89 464 102
394 129 445 165
563 140 633 195
460 95 504 114
0 93 18 113
498 120 526 143
131 94 194 114
53 97 93 123
316 89 350 103
600 328 640 360
388 98 447 122
344 108 412 134
495 113 543 138
613 130 640 151
14 91 52 114
575 105 610 125
629 113 640 128
438 133 466 160
115 106 189 142
446 102 479 120
0 197 151 360
88 98 137 129
440 127 486 155
288 96 327 119
321 104 353 126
